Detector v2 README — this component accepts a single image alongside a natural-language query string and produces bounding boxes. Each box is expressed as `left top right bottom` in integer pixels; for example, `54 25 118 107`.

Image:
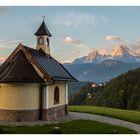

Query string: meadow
0 106 139 134
69 106 140 124
0 120 136 134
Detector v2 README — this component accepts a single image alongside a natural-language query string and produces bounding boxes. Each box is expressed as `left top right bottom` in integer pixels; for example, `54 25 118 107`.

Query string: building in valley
0 19 77 122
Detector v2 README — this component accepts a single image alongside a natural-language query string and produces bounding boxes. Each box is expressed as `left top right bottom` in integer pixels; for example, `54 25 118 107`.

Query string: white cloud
63 36 80 45
50 11 108 27
62 36 85 48
105 35 122 42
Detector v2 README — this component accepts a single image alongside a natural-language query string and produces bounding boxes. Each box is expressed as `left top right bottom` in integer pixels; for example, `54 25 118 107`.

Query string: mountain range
64 45 140 82
73 44 140 64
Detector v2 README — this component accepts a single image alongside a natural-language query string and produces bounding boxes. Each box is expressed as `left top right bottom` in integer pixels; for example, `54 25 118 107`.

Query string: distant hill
69 67 140 110
64 63 95 79
93 67 140 110
64 60 140 82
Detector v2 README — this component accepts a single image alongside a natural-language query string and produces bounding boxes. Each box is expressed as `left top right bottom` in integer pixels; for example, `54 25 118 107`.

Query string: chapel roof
0 44 77 83
0 50 44 82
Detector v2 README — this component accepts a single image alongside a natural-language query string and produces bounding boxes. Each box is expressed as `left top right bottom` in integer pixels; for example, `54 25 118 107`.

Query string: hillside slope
93 67 140 110
69 67 140 110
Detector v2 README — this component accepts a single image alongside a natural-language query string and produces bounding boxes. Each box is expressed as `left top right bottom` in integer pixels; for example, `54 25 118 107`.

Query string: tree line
69 67 140 111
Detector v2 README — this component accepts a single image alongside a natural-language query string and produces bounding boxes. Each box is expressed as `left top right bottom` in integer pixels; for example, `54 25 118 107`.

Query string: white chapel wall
0 83 40 110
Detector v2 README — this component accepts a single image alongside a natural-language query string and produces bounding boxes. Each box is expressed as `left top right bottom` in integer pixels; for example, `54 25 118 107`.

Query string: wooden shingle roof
0 50 44 82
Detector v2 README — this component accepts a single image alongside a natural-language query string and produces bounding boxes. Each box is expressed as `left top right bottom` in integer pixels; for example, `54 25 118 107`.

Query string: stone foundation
0 109 39 122
0 105 68 122
42 104 68 121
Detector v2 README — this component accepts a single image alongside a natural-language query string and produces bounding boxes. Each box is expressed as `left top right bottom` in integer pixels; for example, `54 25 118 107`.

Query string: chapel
0 19 77 122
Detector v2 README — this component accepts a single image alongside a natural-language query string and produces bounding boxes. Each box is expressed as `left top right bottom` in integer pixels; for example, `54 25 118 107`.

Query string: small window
38 37 44 45
46 37 50 46
54 86 59 104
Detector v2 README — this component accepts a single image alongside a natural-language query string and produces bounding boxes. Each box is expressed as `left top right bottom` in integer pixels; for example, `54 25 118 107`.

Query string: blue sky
0 6 140 63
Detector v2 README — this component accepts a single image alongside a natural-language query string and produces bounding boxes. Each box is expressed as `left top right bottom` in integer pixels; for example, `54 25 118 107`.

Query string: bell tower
35 17 52 55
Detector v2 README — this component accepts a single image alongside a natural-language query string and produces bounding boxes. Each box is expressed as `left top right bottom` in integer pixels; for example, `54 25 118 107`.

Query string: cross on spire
35 16 52 37
42 16 45 21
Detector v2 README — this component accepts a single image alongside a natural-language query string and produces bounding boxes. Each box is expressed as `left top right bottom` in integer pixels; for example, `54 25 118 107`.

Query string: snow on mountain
73 44 140 64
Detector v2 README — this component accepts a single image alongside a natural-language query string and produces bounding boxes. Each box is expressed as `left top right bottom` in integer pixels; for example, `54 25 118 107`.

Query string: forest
69 67 140 110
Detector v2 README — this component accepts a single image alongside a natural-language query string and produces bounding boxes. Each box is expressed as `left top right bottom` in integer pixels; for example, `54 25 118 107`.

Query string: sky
1 6 140 63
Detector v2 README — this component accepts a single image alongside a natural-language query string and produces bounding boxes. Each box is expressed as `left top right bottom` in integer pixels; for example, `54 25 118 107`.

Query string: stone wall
0 109 39 122
42 104 68 121
0 105 68 122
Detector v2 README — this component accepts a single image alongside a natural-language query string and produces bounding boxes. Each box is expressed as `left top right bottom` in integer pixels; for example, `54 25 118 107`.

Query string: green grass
0 120 136 134
69 106 140 124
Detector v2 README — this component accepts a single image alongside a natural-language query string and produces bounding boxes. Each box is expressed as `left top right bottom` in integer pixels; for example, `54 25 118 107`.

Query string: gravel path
69 112 140 134
0 112 139 134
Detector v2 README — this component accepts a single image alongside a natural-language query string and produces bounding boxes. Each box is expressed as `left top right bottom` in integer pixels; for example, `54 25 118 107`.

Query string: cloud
50 11 108 27
62 36 84 48
105 35 122 42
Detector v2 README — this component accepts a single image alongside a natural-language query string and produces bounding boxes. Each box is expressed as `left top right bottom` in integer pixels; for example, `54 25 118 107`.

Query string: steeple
35 17 52 55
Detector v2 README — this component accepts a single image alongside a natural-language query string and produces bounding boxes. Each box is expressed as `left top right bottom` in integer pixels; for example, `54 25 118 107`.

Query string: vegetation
69 67 140 110
69 83 104 105
68 81 89 97
0 120 136 134
93 68 140 110
69 106 140 124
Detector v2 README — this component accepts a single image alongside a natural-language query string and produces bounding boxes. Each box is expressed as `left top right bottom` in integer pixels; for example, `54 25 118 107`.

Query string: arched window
46 37 50 46
38 37 44 45
54 86 59 104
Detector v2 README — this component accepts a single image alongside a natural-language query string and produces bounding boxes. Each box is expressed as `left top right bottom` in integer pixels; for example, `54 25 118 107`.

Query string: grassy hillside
93 67 140 110
69 83 104 105
0 120 136 134
69 67 140 110
69 106 140 124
